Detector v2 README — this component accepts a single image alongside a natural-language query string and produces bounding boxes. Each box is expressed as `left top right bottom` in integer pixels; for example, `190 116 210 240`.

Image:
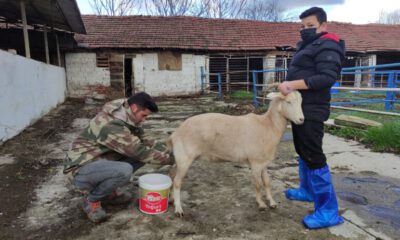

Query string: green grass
363 122 400 152
230 90 253 99
330 109 400 124
328 94 400 153
329 89 400 149
327 122 400 153
328 126 366 142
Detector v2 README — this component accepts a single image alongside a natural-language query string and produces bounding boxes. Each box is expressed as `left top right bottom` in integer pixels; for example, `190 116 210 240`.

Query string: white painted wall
134 53 207 96
264 54 276 85
354 54 377 87
64 52 206 97
65 53 110 97
0 50 66 143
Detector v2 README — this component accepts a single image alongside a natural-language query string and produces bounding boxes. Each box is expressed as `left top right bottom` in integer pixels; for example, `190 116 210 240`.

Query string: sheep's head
266 91 304 125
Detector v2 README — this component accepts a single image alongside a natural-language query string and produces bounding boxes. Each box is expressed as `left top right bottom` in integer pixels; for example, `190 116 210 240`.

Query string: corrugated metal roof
0 0 86 34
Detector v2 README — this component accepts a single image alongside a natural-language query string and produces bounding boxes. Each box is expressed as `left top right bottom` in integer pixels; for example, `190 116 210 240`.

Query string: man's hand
132 126 145 139
152 151 173 165
142 138 155 147
278 80 309 96
151 141 174 165
138 140 174 165
278 81 293 96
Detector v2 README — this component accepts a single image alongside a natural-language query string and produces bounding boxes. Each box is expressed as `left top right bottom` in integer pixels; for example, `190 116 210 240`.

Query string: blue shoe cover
303 210 344 229
303 165 344 229
285 158 313 202
285 188 313 202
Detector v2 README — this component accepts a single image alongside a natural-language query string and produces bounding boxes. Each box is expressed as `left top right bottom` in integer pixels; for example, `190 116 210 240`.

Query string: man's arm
96 122 171 164
279 48 342 96
278 80 308 96
302 49 341 90
96 122 143 156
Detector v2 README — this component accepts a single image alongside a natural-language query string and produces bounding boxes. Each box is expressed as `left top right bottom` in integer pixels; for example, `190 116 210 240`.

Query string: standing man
64 92 172 223
278 7 345 229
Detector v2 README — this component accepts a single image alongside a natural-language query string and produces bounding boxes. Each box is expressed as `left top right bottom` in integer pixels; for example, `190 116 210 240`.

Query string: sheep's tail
165 135 176 165
166 135 173 152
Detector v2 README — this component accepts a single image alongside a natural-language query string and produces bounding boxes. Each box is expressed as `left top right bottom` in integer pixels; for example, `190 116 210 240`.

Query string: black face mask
300 28 317 43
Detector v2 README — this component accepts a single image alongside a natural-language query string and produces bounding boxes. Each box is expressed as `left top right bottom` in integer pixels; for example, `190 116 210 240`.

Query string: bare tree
89 0 141 16
89 0 293 21
378 9 400 24
241 0 294 22
189 0 210 17
144 0 194 16
191 0 247 19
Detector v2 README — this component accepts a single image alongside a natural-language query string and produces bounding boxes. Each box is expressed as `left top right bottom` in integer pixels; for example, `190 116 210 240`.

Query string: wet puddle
367 206 400 229
336 192 368 205
333 173 400 238
394 200 400 209
341 176 391 185
390 186 400 195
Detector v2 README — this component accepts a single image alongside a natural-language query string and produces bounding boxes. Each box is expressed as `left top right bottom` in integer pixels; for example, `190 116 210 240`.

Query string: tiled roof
75 15 400 53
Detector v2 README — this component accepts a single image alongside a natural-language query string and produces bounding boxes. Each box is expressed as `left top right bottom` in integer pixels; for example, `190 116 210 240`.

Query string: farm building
2 10 400 141
66 15 400 97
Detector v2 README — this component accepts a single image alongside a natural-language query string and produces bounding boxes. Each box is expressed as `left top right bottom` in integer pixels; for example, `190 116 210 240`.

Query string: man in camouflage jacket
64 92 171 222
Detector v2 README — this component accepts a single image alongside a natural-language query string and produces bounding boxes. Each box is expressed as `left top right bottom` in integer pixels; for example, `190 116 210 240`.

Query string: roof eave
56 0 86 34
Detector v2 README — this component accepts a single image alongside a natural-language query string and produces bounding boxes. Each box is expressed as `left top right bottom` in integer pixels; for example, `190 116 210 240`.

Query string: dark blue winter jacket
286 33 346 121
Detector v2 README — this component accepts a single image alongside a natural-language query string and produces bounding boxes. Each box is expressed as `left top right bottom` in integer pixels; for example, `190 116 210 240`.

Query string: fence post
385 72 395 111
217 73 222 99
252 71 258 107
200 66 205 94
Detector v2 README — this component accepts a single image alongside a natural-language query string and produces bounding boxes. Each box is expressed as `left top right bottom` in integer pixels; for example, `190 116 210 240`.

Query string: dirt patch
0 95 377 240
0 98 102 239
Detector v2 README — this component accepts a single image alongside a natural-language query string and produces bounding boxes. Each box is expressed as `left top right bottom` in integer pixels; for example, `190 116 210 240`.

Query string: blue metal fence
200 66 222 99
333 63 400 111
250 63 400 111
200 63 400 112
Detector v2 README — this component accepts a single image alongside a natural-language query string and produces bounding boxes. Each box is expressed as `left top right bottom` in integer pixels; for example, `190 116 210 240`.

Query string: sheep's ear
266 92 284 100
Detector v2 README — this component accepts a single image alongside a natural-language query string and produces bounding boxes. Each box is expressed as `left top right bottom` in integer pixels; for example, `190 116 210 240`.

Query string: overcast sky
285 0 400 24
76 0 400 24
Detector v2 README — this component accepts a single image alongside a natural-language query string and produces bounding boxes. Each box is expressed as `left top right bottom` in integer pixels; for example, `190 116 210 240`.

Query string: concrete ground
0 95 399 240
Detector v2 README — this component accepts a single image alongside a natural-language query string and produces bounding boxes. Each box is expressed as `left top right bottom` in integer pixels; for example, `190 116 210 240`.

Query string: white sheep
167 91 304 217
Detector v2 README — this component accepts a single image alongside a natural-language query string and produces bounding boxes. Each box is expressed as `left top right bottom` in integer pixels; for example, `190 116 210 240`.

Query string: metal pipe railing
201 63 400 112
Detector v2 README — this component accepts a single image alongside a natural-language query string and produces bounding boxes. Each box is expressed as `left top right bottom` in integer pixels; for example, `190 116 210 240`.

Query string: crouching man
63 92 172 223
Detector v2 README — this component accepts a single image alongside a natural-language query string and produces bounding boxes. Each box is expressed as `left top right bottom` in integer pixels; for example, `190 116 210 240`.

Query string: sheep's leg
262 168 277 208
173 158 193 217
168 164 177 203
250 166 268 210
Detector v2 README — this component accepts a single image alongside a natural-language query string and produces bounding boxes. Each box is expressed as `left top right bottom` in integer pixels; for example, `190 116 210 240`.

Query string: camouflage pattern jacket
63 99 169 174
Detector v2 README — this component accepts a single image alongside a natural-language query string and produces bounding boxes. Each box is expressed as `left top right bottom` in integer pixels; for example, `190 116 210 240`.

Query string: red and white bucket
138 173 172 214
